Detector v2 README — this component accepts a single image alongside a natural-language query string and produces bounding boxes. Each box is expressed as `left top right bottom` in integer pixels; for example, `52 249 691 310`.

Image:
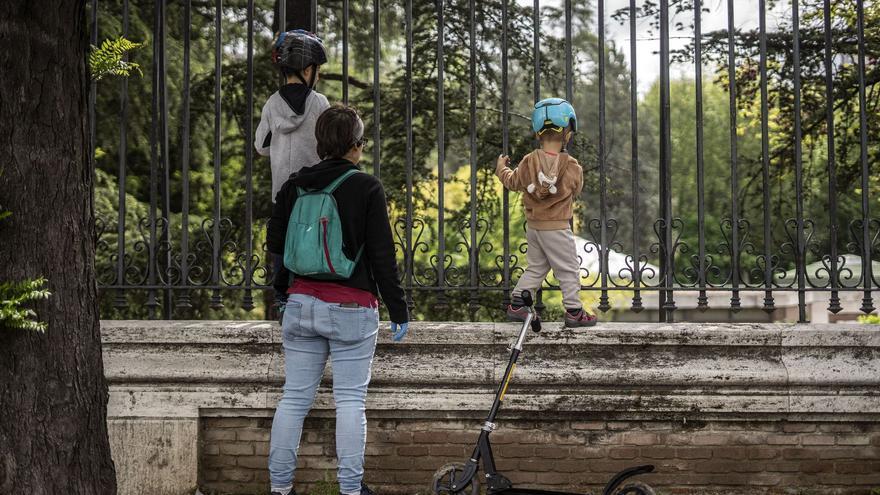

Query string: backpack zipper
320 217 336 274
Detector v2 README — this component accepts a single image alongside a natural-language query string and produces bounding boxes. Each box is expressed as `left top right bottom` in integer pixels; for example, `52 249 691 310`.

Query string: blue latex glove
390 322 408 342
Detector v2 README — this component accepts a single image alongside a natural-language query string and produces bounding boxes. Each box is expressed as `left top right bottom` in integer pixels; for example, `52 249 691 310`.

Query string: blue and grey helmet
531 98 577 134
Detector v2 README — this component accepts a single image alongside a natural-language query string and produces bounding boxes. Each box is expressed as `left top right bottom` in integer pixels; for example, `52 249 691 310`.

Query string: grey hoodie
255 90 330 202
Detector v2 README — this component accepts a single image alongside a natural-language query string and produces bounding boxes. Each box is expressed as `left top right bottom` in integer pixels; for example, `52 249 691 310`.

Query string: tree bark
275 0 314 32
0 1 117 493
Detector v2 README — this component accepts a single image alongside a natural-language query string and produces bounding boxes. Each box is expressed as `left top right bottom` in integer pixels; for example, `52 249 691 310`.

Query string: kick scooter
431 290 656 495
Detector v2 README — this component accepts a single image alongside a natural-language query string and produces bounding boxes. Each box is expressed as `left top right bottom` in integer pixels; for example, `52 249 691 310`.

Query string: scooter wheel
614 481 656 495
432 462 479 495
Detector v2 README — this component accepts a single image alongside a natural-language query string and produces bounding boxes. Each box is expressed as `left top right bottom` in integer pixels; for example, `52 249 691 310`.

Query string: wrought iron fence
89 0 878 322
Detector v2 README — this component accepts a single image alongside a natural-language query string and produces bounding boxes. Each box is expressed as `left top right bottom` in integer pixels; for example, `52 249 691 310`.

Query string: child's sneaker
506 305 541 323
564 308 597 328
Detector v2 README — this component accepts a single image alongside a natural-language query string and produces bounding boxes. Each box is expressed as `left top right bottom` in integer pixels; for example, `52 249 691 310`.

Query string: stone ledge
102 321 880 421
100 321 880 495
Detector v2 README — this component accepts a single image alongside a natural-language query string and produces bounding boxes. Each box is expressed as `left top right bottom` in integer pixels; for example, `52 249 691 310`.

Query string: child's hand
495 154 510 174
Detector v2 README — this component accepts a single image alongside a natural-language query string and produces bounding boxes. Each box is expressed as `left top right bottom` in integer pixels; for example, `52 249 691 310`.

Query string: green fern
0 278 51 332
89 37 142 81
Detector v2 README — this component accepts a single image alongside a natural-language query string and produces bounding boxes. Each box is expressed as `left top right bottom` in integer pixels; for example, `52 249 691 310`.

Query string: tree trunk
0 1 117 493
275 0 314 32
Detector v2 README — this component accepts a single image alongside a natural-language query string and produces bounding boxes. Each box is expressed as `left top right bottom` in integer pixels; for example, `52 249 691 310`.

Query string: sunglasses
536 126 565 136
354 137 369 148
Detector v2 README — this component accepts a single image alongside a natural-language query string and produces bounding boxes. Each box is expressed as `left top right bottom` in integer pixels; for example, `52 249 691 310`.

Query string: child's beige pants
512 228 582 309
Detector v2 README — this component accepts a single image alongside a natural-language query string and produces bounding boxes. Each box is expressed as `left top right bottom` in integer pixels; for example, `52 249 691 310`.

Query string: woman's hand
390 322 408 342
495 154 510 174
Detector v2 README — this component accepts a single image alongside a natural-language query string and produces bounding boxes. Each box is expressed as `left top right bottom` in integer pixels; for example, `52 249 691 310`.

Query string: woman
265 104 409 495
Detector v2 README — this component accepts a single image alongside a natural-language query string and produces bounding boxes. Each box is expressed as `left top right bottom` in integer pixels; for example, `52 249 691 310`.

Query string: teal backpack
283 169 363 280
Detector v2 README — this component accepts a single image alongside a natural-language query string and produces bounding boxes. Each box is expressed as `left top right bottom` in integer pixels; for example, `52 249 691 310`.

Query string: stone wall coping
101 320 880 347
102 321 880 422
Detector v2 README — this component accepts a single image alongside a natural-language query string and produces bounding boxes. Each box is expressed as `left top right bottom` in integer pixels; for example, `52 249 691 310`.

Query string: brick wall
200 417 880 494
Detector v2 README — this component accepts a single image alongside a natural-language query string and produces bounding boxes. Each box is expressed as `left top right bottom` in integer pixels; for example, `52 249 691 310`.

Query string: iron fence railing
89 0 878 322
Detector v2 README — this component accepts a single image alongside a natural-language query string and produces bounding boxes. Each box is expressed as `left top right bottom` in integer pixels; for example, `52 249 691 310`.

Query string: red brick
801 435 835 446
730 461 765 473
728 432 767 445
766 434 799 445
550 460 589 473
219 443 253 456
608 447 639 460
204 429 236 441
586 460 631 474
551 433 585 445
742 472 783 486
236 455 267 469
606 421 634 431
496 447 537 462
799 460 834 473
836 434 870 445
676 447 712 459
222 468 254 482
519 459 561 472
712 447 746 460
835 461 880 474
694 460 738 474
397 445 429 456
782 423 816 433
203 444 219 455
819 423 857 433
394 470 434 484
534 472 570 486
254 441 269 456
691 433 731 446
763 461 801 472
534 446 568 459
372 431 414 444
747 446 779 460
640 446 675 459
571 421 605 431
236 428 269 442
622 432 659 446
203 455 235 468
298 444 324 456
570 447 605 459
429 445 469 457
215 418 260 428
782 448 817 460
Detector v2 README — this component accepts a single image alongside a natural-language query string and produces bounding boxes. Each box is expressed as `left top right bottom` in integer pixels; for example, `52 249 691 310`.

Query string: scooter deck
491 488 589 495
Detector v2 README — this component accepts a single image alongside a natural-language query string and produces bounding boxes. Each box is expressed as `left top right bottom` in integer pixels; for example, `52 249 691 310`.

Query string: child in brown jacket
495 98 597 327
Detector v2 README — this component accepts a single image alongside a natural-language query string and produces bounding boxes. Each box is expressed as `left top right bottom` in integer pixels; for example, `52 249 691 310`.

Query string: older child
255 30 330 315
495 98 597 327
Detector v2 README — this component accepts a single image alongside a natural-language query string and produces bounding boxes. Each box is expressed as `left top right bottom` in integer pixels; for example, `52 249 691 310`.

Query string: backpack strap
322 169 360 194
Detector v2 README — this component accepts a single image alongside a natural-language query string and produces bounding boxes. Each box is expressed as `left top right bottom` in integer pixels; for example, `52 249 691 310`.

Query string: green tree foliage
622 0 880 283
90 0 877 320
0 174 51 332
90 36 143 81
0 278 51 332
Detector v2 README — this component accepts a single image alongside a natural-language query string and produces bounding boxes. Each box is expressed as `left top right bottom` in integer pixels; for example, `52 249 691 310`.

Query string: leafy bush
89 37 142 81
0 278 51 332
858 314 880 325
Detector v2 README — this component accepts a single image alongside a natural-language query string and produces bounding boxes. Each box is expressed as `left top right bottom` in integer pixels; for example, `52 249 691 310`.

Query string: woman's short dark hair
315 105 362 159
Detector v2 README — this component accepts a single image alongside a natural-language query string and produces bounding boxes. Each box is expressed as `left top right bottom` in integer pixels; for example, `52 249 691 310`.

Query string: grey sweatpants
513 228 582 309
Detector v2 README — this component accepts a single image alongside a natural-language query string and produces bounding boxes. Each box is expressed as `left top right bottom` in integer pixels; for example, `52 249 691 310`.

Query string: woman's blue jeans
269 293 379 494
